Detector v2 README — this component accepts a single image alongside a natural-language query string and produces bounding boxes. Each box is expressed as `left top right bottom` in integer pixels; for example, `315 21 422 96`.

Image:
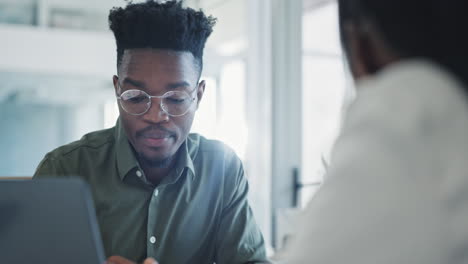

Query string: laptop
0 178 106 264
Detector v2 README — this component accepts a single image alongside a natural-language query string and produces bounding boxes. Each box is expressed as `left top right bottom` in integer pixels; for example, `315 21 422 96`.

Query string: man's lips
140 132 174 148
143 137 171 147
136 126 176 148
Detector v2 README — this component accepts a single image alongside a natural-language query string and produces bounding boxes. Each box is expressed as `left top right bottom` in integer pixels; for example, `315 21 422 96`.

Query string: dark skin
106 256 158 264
113 48 205 185
109 48 205 263
341 21 400 80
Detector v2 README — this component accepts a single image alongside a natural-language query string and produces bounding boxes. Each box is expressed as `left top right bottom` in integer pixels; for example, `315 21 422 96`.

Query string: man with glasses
34 1 268 264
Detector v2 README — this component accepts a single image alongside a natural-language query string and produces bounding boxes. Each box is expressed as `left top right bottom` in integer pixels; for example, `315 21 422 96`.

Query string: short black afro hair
109 0 217 73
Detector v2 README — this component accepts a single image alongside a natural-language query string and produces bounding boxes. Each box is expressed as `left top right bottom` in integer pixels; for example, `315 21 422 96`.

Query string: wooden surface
0 177 32 180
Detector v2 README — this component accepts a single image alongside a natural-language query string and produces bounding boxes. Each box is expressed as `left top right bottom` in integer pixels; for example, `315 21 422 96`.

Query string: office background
0 0 353 253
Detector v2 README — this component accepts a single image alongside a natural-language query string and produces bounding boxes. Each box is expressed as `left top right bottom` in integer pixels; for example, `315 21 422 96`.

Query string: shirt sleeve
214 156 270 264
33 155 66 178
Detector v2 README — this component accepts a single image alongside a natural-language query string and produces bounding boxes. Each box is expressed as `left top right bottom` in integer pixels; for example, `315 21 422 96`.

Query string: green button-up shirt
33 120 268 264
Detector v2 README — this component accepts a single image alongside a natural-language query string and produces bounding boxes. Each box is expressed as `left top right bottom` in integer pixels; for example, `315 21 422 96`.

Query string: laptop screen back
0 178 105 264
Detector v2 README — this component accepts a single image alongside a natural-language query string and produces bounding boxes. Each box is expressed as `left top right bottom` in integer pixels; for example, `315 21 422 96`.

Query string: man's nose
142 98 169 123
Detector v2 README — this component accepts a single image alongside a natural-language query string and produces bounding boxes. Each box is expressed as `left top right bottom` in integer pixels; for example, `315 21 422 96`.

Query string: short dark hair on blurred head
338 0 468 86
109 0 216 74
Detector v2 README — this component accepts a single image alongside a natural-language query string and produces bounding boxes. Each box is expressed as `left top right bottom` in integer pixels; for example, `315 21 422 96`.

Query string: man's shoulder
45 127 116 160
187 134 246 199
187 133 244 186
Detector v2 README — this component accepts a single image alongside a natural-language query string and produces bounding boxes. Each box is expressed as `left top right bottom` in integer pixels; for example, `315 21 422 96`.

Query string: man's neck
140 154 178 186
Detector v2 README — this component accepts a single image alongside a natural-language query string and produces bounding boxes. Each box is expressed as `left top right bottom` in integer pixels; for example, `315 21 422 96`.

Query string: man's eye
166 97 186 104
126 96 147 104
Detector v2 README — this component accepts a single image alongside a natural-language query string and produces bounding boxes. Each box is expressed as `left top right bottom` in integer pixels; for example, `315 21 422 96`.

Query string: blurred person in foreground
281 0 468 263
33 1 268 263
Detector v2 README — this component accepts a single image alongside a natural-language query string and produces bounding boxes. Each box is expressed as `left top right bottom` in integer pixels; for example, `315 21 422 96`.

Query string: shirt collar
114 118 198 181
178 137 196 180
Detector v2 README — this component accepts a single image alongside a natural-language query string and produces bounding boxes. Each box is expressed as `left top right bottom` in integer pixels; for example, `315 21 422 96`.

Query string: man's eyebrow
122 77 145 88
166 81 192 90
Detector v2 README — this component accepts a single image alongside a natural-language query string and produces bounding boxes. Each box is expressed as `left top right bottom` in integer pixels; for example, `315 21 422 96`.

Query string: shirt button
154 189 159 197
136 170 142 177
149 236 156 244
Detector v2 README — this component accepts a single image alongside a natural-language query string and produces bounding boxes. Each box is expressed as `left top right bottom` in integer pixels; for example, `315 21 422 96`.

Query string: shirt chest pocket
94 192 151 256
147 193 221 262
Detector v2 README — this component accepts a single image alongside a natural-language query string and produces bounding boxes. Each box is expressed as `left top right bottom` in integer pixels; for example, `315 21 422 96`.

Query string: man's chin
139 152 175 168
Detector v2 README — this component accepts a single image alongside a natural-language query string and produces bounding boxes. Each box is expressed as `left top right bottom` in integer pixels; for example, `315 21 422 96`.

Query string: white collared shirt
281 60 468 264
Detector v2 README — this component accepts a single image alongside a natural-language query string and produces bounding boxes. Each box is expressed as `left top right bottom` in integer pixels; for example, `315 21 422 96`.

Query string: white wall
0 99 106 176
0 23 114 176
0 24 115 76
0 101 66 175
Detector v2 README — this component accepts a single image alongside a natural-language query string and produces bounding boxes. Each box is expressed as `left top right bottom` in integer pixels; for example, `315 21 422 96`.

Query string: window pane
301 2 347 205
216 60 248 160
302 2 341 55
191 77 218 139
192 60 248 160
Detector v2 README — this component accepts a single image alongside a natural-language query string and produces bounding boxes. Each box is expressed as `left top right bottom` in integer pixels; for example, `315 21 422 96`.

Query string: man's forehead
121 49 195 66
119 48 199 78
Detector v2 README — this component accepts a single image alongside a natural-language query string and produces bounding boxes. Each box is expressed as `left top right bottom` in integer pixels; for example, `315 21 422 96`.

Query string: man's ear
196 80 206 109
113 75 120 95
